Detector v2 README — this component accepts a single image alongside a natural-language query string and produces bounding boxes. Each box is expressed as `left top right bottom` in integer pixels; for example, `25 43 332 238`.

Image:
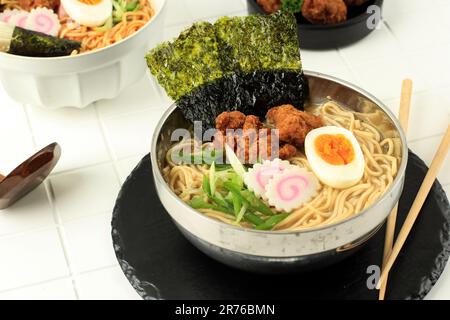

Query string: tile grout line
94 71 169 183
93 100 127 300
21 103 80 300
0 211 112 240
93 102 123 186
21 105 38 151
44 151 149 180
335 47 364 86
408 133 448 144
188 8 248 22
21 105 37 150
45 182 82 299
163 9 248 30
0 263 120 295
47 159 114 177
98 104 157 123
75 264 120 277
84 103 126 299
336 42 444 105
0 224 58 240
381 20 405 55
381 18 444 93
0 275 72 295
46 154 150 179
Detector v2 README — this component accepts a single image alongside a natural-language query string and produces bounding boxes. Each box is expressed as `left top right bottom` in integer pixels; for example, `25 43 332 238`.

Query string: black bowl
246 0 384 49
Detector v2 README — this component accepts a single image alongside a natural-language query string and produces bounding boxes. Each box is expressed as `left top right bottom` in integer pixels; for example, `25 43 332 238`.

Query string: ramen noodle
163 101 401 232
0 0 154 54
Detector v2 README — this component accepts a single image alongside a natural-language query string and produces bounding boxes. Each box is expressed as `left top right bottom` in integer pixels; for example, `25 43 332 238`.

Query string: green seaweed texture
146 12 308 129
9 27 81 57
215 13 301 73
146 22 223 101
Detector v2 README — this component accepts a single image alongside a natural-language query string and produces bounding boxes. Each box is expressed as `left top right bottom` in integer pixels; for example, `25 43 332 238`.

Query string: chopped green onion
203 173 233 210
189 197 212 209
230 171 244 188
209 161 216 195
189 197 231 215
244 213 264 226
202 175 211 196
223 175 274 216
173 148 229 168
210 193 230 210
125 0 139 11
223 181 252 207
236 204 247 223
224 144 246 180
95 17 113 32
112 1 124 24
231 193 242 216
255 213 290 230
241 190 274 216
113 0 140 24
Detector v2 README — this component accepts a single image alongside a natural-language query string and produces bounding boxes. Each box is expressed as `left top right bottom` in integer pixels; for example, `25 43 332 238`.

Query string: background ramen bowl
246 0 384 50
0 0 167 110
151 71 408 273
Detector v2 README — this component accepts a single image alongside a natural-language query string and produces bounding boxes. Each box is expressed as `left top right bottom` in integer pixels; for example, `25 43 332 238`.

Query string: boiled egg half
61 0 112 27
305 126 365 189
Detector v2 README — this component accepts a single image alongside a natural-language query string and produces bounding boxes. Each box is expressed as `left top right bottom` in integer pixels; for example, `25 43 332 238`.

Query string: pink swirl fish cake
25 7 61 37
244 159 292 199
265 167 320 212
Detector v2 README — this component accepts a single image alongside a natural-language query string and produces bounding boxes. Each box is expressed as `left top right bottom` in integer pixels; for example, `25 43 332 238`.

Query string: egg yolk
79 0 102 4
314 134 355 165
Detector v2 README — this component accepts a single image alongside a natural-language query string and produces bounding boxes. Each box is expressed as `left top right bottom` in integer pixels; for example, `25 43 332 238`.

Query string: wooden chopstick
377 125 450 290
379 79 413 300
397 80 413 133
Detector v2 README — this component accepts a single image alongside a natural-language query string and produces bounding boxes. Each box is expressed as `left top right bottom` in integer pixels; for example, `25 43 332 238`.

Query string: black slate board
111 152 450 300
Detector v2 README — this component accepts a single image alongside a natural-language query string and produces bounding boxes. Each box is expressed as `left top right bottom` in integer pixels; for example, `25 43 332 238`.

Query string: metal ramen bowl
151 71 408 273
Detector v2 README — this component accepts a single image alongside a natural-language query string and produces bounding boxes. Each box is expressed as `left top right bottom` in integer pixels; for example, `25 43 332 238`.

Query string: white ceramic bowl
0 0 167 109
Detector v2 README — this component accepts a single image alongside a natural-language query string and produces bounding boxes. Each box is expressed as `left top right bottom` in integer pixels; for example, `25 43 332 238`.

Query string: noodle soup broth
163 100 403 232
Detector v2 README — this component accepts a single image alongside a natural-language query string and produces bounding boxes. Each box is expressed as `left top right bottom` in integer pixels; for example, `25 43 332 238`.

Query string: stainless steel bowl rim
151 70 409 236
0 0 166 62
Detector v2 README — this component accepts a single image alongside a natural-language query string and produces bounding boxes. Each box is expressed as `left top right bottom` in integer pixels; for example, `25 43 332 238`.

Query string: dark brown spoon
0 142 61 210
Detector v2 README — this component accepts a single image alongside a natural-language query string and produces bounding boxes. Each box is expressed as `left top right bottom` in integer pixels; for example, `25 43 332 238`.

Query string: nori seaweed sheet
9 26 81 57
146 12 308 129
146 22 223 101
178 69 308 131
214 13 302 73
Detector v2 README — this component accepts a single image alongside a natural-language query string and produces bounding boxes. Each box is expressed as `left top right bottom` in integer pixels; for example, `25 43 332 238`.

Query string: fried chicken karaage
266 104 323 146
214 110 299 161
301 0 347 24
256 0 282 14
